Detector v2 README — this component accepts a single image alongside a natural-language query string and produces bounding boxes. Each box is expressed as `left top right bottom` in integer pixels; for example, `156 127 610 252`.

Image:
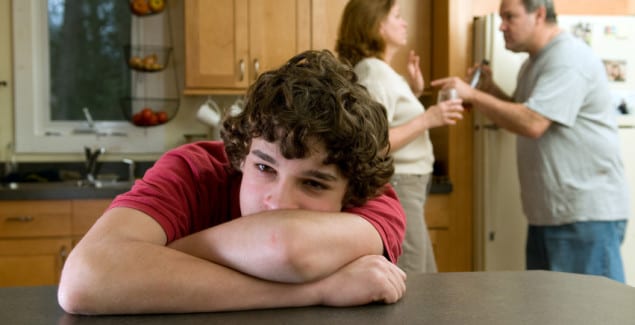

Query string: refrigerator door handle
476 123 500 131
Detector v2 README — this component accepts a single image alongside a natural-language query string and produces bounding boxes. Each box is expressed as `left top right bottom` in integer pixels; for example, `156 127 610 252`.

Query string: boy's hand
316 255 407 306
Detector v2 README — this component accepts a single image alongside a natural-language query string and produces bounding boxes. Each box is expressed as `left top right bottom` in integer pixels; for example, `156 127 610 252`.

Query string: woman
336 0 463 273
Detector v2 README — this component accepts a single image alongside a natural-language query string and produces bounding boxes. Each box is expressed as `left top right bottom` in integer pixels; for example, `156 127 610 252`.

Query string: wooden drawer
0 238 72 286
0 201 72 238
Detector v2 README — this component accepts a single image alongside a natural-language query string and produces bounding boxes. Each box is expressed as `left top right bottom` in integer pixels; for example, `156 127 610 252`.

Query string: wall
472 0 635 16
0 0 12 165
0 0 227 165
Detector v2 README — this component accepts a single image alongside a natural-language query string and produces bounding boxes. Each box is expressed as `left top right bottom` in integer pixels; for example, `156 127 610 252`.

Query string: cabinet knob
253 59 260 80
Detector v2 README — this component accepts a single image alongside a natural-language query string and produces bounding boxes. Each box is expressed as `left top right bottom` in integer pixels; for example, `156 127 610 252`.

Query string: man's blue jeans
526 220 627 283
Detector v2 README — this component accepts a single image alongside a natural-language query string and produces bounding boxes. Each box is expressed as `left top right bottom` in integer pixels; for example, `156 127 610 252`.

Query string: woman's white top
354 57 434 175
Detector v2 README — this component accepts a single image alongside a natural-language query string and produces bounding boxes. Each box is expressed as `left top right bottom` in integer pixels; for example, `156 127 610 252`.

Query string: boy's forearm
168 209 384 283
60 238 323 314
62 241 402 314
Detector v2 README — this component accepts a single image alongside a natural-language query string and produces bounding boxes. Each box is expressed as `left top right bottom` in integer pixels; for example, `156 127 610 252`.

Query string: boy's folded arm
168 209 384 283
58 207 399 315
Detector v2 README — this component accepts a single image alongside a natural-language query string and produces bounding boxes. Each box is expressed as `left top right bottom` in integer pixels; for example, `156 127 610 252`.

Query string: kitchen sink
0 180 135 200
0 160 156 200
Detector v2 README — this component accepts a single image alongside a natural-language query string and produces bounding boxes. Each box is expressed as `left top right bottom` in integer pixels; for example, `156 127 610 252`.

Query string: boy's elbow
58 280 87 314
57 255 102 315
58 277 95 314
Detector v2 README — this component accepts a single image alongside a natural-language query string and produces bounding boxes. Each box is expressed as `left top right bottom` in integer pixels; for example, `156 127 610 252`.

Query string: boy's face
239 138 349 215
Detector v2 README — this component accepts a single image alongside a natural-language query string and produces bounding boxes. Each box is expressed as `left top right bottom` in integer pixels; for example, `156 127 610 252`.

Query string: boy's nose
264 183 300 210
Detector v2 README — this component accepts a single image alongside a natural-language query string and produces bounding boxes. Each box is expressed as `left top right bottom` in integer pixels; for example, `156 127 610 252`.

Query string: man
432 0 630 282
58 50 407 315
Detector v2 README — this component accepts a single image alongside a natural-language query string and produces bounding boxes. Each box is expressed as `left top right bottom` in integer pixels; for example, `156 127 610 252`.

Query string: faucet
84 146 105 185
122 158 136 183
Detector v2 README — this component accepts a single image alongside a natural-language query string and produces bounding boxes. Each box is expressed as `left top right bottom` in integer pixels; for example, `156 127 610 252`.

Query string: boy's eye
304 179 328 190
256 163 274 173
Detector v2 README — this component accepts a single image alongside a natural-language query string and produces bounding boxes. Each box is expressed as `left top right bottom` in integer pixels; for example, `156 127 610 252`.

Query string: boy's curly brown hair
221 50 393 207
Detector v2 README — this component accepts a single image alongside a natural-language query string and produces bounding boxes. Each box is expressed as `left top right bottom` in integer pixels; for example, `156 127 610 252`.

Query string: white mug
196 98 221 127
229 98 244 117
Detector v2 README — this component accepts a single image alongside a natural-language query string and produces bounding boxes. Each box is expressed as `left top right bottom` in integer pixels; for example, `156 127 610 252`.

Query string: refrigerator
472 13 635 286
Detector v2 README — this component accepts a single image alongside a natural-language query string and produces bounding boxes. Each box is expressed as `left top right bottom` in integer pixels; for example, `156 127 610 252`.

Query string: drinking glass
437 88 458 104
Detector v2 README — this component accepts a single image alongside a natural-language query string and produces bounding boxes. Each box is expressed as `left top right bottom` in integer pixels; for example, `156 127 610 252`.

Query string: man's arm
168 209 384 283
431 76 551 138
58 207 406 315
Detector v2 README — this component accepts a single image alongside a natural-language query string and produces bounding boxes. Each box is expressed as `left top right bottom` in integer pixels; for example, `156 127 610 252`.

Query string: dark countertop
0 181 132 200
1 162 452 200
0 181 452 200
1 159 452 200
0 161 154 200
2 271 634 324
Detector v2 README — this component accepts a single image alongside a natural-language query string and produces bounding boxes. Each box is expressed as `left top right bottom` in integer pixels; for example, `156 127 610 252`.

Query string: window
13 0 166 153
48 0 131 121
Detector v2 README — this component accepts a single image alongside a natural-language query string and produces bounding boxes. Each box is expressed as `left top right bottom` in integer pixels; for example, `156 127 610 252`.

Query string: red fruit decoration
130 0 151 15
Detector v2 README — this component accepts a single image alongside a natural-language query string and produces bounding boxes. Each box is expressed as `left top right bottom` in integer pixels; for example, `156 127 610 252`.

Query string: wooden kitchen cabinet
71 199 111 243
184 0 311 94
0 238 72 286
0 199 110 287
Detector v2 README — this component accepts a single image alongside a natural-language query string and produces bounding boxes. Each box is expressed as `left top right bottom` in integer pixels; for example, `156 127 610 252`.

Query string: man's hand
315 255 407 306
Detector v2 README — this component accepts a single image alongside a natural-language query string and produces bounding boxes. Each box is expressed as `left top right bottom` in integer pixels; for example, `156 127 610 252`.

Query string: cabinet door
0 238 72 286
248 0 311 81
184 0 249 92
71 199 111 237
311 0 349 53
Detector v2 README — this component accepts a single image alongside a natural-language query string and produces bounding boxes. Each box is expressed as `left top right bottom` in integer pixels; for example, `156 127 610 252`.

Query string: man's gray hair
523 0 557 23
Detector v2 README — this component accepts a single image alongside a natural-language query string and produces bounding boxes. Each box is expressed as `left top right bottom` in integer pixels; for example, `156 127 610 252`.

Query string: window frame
12 0 166 154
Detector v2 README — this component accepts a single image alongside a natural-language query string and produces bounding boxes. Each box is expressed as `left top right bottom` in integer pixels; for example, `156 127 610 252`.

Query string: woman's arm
387 99 464 152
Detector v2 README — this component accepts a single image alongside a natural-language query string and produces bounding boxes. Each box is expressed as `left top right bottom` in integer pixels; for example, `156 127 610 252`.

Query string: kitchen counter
0 161 154 200
0 180 452 200
1 161 452 200
1 169 452 200
3 271 635 324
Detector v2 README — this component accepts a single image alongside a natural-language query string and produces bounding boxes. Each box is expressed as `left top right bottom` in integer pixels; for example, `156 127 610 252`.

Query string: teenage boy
58 50 407 314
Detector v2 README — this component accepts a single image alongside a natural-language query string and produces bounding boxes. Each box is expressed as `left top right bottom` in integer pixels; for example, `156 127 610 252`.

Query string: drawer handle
5 216 35 222
253 59 260 80
239 59 245 82
60 246 69 265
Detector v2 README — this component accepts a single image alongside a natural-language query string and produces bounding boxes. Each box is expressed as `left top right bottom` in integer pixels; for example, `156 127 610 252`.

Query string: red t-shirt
109 141 405 262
